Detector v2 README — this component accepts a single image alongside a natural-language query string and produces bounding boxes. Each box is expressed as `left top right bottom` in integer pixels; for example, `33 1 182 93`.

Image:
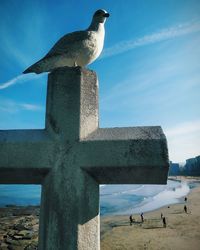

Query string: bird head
93 9 110 24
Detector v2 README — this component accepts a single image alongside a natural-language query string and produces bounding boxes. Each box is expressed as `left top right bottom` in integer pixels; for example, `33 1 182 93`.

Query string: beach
101 181 200 250
0 206 39 249
0 177 200 249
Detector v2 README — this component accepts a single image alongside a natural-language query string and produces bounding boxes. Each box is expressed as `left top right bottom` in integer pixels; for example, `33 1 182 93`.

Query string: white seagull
23 9 109 74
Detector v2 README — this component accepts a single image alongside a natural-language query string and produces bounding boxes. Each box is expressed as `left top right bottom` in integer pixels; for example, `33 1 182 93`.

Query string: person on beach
140 213 144 223
184 205 187 213
162 217 166 228
161 213 163 219
184 197 187 202
129 215 133 226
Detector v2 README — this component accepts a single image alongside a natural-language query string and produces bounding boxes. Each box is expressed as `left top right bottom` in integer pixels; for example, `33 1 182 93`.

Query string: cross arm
0 129 54 184
79 126 169 184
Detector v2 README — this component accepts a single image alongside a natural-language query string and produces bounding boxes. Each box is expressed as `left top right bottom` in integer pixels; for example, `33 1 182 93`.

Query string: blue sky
0 0 200 162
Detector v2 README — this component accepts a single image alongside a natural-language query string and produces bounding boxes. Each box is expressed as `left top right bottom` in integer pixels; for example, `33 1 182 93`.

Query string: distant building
169 161 181 176
184 156 200 176
168 156 200 176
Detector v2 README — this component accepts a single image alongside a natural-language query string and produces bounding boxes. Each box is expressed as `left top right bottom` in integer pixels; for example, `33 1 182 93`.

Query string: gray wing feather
44 31 90 59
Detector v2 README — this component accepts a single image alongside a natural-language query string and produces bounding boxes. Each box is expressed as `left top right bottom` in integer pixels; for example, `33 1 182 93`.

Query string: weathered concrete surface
46 67 98 140
80 127 168 184
0 130 53 183
0 66 169 249
80 126 168 184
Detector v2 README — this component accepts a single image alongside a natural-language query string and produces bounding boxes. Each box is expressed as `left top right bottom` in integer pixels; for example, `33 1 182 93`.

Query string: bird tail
23 55 59 74
23 66 34 74
23 61 43 74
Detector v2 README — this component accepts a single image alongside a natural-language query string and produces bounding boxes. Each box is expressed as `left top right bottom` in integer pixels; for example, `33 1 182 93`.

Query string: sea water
0 179 199 215
0 184 41 207
100 180 191 215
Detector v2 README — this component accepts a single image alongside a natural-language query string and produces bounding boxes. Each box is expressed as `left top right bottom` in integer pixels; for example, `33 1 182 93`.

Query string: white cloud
0 29 30 67
165 120 200 137
0 98 44 113
0 73 45 90
102 20 200 58
0 75 26 90
164 120 200 163
100 30 200 114
19 103 44 111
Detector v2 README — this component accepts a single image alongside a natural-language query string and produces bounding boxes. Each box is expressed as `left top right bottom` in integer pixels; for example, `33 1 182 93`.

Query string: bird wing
44 30 90 59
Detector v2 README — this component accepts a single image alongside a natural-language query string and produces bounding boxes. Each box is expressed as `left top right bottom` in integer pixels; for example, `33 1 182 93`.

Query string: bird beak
104 13 110 18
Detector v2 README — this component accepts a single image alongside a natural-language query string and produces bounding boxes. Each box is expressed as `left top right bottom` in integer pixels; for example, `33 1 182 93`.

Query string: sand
100 177 200 250
0 177 200 249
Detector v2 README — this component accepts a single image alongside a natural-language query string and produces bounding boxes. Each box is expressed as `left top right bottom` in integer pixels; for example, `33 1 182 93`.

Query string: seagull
23 9 109 74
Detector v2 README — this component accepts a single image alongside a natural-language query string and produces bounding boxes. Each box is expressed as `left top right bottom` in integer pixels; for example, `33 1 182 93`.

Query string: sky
0 0 200 163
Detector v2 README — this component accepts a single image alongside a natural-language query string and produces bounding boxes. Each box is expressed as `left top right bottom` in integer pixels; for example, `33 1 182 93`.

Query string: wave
100 184 146 196
100 180 194 216
121 182 190 215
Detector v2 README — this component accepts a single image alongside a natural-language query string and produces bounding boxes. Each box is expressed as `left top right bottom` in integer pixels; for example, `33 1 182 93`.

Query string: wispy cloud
19 103 44 111
100 62 184 112
101 30 200 114
0 26 31 68
102 20 200 58
0 73 45 90
0 98 44 113
164 120 200 162
165 120 200 137
0 75 27 90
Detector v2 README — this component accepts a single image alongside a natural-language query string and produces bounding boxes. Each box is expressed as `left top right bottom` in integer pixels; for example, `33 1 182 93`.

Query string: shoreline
0 176 199 209
0 176 200 249
101 176 200 217
100 183 200 250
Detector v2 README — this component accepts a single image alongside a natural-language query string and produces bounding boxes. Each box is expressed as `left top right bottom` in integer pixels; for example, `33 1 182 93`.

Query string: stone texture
0 66 169 249
0 130 53 183
0 206 39 250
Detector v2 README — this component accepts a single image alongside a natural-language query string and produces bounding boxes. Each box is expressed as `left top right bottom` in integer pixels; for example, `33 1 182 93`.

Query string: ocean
0 179 199 215
100 179 195 215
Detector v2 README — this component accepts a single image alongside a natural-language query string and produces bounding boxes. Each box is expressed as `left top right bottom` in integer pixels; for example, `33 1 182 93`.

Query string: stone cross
0 67 169 250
